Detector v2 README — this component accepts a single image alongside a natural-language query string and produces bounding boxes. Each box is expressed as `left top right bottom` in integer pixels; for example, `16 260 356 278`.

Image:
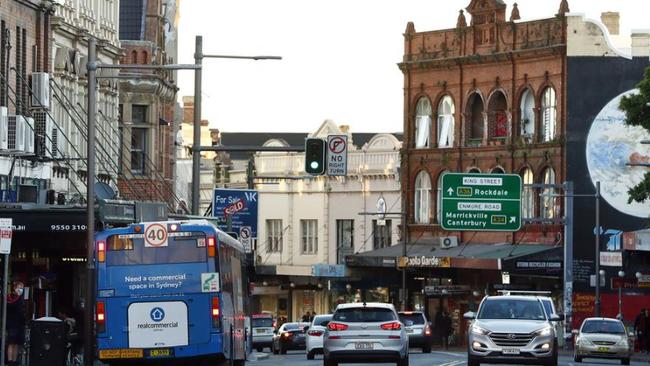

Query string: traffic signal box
304 138 326 175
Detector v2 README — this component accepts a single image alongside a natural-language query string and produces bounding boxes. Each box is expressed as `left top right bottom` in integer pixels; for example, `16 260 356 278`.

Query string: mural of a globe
586 89 650 218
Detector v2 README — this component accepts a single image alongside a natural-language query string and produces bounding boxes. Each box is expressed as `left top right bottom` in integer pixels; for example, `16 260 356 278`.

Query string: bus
95 220 248 366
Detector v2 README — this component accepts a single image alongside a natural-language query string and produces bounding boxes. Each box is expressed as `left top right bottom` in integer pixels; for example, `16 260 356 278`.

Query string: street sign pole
0 218 12 366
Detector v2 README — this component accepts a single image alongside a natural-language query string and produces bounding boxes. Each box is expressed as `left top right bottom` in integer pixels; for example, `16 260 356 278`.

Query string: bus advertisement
95 220 248 365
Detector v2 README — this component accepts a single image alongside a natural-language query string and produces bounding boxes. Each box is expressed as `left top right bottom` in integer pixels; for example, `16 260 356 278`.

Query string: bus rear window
106 233 208 265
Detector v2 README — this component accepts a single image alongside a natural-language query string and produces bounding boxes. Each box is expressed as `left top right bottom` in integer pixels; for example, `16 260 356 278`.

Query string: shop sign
623 230 650 251
397 256 450 268
424 285 471 295
312 264 347 277
515 261 561 269
599 251 622 267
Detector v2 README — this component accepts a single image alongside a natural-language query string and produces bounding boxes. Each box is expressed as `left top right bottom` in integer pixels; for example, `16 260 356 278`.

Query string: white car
574 317 632 365
306 314 332 359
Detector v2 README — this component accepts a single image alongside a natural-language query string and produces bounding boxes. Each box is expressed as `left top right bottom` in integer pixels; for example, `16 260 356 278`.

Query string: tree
619 66 650 203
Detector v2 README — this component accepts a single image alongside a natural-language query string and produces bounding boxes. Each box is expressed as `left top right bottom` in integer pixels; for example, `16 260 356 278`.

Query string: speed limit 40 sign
144 223 168 247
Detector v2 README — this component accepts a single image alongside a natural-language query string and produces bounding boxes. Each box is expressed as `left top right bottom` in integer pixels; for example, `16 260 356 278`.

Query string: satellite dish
95 182 116 200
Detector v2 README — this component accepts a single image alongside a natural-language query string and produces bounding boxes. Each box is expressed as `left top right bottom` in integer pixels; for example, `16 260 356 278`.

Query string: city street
249 350 650 366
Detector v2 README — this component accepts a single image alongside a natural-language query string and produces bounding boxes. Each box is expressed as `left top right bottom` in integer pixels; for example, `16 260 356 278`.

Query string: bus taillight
97 301 106 332
211 297 221 328
207 236 216 257
97 241 106 262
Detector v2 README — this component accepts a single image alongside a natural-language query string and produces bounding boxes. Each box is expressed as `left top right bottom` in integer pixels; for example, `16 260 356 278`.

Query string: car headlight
471 325 490 335
617 338 628 346
534 326 552 337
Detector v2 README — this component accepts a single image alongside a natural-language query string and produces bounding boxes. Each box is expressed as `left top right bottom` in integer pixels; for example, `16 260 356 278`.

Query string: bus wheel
233 360 246 366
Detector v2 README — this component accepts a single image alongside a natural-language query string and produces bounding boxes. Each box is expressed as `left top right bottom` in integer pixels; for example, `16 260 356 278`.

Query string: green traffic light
310 161 319 169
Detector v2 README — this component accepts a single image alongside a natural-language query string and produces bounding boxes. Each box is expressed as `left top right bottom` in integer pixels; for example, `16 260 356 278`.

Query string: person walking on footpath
6 281 26 366
440 310 453 350
634 308 648 353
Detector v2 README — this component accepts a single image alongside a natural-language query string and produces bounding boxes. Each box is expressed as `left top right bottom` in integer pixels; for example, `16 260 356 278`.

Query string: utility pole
594 181 601 317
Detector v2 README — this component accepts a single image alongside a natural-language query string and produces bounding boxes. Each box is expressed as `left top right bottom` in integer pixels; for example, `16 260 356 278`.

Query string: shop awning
345 243 561 272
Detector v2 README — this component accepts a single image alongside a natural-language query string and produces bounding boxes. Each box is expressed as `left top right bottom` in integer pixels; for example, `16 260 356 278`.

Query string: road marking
437 360 466 366
432 351 465 358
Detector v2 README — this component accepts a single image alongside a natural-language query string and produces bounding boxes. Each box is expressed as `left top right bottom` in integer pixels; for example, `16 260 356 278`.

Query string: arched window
521 167 534 219
491 166 505 174
436 171 448 224
414 171 431 224
466 93 485 143
541 87 557 142
467 167 480 173
142 50 149 64
437 96 455 148
414 98 431 148
131 50 138 64
488 91 508 139
520 89 535 139
540 167 557 219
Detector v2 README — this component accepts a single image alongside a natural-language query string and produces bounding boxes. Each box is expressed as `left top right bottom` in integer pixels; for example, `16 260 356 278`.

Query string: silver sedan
574 317 633 365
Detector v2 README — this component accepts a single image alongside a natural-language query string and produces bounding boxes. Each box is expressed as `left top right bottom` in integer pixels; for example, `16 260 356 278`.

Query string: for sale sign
326 135 348 176
0 218 12 254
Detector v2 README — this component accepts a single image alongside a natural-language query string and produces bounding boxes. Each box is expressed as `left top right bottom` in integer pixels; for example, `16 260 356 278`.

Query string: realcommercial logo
150 307 165 322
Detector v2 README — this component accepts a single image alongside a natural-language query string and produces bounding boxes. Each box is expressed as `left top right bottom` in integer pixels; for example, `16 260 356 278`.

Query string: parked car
465 295 560 366
272 322 310 354
323 302 409 366
306 314 333 359
398 311 432 353
574 317 632 365
252 313 275 352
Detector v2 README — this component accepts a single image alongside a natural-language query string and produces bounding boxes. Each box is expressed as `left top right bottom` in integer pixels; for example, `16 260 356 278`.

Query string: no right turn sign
327 135 348 176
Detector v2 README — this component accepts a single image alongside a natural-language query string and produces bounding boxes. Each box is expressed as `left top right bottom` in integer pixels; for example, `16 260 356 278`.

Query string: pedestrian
441 310 453 350
634 308 648 353
301 312 310 322
6 280 26 366
309 311 316 322
435 309 444 346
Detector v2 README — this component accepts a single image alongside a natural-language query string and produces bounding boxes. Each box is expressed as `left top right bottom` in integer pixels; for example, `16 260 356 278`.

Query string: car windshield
312 315 332 327
582 320 626 334
399 313 425 325
333 307 396 323
477 299 546 320
252 318 273 328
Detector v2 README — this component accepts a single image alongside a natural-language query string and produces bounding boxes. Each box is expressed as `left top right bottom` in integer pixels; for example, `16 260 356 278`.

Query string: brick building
117 0 179 208
396 0 650 341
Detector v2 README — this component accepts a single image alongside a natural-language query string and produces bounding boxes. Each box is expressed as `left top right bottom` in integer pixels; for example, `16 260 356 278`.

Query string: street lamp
617 271 625 320
191 35 281 214
637 271 643 279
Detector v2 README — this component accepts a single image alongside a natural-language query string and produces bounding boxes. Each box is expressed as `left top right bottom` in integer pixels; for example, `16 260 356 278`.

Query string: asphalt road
248 349 650 366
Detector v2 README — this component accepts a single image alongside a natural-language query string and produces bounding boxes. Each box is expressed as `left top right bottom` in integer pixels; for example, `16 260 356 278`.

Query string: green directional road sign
441 173 522 232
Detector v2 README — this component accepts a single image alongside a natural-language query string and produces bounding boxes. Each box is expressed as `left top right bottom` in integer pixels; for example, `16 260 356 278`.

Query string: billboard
212 189 258 252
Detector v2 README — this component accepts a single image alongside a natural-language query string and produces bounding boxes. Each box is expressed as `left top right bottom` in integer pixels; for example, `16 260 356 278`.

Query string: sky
176 0 648 133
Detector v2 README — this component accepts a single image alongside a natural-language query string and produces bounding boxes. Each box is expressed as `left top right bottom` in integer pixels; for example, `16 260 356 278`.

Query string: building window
467 167 480 173
488 91 508 139
491 167 505 174
266 219 283 253
336 220 354 250
436 172 448 223
437 96 455 148
541 87 557 142
414 97 431 148
132 104 148 124
131 128 147 173
467 93 485 142
372 220 392 249
414 171 431 224
540 167 557 219
301 219 318 254
521 167 534 219
520 88 535 140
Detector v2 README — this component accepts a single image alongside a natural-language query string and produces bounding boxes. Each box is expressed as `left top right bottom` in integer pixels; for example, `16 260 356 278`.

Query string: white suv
465 296 560 366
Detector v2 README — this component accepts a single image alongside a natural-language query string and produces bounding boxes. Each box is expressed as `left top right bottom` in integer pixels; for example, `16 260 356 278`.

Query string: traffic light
304 138 326 175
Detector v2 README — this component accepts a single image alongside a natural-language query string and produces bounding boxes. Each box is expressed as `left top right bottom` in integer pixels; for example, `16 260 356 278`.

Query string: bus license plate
148 348 174 357
355 342 374 350
99 349 143 359
502 348 520 355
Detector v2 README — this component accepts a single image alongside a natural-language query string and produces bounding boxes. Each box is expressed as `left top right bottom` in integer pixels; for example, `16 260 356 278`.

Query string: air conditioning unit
24 117 35 155
33 111 53 158
8 115 26 153
439 236 459 249
31 72 50 109
0 107 8 151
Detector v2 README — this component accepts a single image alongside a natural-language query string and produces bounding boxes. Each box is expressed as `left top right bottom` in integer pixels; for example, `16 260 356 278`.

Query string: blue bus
95 220 248 365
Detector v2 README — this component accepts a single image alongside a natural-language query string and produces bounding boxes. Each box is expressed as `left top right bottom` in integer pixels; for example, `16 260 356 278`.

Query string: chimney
631 30 650 57
339 125 350 134
600 12 620 35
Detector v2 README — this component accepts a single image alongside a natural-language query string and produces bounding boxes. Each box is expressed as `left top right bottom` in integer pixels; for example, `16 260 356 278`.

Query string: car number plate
256 329 265 333
148 348 173 357
597 346 610 352
406 329 414 333
355 342 374 350
502 348 520 355
99 349 144 359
